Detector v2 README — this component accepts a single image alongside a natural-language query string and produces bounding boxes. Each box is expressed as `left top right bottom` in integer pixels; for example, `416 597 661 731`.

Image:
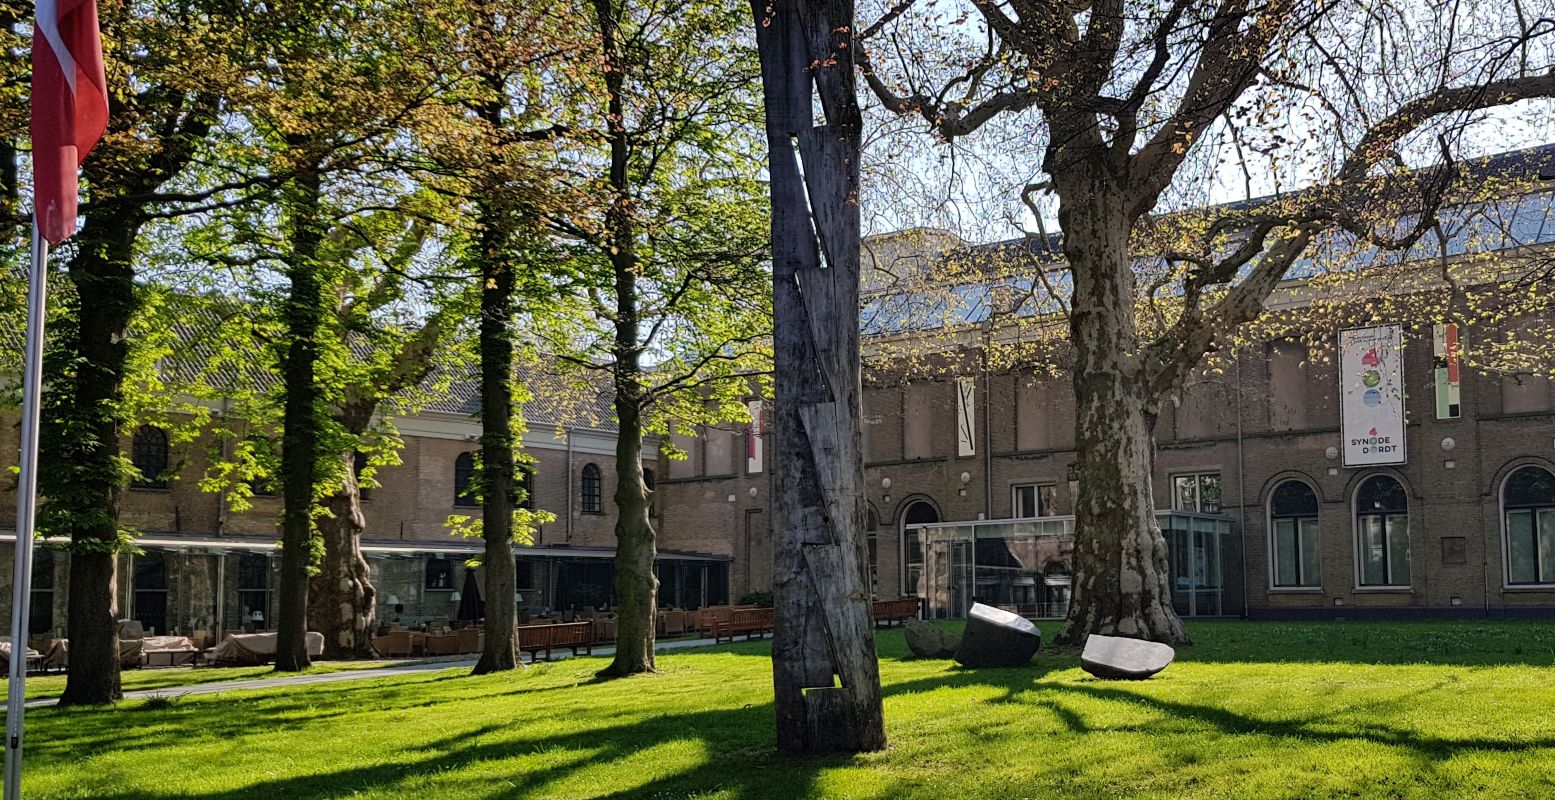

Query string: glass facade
905 512 1238 619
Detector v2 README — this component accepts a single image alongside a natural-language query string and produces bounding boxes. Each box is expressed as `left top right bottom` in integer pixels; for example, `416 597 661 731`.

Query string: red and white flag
32 0 108 244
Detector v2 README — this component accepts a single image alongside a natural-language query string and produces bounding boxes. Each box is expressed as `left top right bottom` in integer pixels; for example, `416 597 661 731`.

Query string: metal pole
5 219 49 800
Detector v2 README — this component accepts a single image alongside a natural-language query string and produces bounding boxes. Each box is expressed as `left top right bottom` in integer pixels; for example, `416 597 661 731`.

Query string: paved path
23 635 726 709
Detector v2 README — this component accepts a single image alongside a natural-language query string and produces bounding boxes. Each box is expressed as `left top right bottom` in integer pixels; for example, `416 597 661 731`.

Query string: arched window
1270 480 1321 588
1504 465 1555 585
581 463 603 513
642 468 655 517
453 452 478 507
516 465 535 510
1355 475 1409 587
901 500 939 598
131 425 170 489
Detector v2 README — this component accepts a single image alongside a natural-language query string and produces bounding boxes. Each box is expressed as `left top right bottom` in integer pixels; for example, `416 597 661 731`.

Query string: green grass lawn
18 620 1555 799
17 658 402 700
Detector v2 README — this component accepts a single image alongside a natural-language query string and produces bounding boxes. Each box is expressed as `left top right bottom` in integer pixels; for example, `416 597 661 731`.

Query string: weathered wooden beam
752 0 887 755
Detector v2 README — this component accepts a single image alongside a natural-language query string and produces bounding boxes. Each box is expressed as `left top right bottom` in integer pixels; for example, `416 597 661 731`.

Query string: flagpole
4 216 48 800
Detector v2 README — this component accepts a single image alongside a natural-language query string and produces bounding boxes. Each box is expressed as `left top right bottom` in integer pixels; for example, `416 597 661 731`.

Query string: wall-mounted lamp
749 486 759 498
880 477 892 490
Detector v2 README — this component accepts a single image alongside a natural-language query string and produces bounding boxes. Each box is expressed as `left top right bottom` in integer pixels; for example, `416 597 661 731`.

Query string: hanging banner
1433 322 1461 419
1340 324 1407 467
956 376 976 457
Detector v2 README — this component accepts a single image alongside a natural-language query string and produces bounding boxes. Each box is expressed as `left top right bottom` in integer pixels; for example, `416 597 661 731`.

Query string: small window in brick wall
426 557 454 590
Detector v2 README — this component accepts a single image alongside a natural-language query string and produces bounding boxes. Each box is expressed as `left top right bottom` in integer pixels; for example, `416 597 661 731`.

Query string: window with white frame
1012 484 1058 518
1269 480 1321 588
1172 472 1222 513
1504 465 1555 585
1355 475 1410 587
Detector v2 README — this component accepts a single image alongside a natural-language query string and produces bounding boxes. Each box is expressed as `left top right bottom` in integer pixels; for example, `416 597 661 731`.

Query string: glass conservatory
903 512 1240 619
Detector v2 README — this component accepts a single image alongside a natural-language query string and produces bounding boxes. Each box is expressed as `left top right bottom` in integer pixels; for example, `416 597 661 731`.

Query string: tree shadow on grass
65 697 847 800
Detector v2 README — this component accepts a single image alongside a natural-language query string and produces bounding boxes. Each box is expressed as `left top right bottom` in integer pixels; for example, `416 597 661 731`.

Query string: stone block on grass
904 619 960 659
953 603 1040 668
1080 633 1175 680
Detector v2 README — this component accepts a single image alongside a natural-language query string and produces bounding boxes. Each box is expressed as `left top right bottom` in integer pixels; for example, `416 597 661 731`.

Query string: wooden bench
872 597 922 627
516 622 594 661
714 608 774 643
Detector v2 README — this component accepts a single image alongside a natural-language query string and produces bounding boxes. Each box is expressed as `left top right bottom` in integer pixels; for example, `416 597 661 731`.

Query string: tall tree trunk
472 210 520 675
600 389 656 677
1053 180 1189 647
308 450 376 658
593 0 658 679
276 164 325 671
753 0 887 754
53 213 139 706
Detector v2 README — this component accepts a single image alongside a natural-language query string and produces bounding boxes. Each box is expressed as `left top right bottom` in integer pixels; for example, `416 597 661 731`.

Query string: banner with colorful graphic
1340 324 1407 467
745 399 764 474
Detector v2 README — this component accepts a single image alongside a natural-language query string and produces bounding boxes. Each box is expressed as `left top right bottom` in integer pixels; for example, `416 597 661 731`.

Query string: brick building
0 372 733 639
4 147 1555 639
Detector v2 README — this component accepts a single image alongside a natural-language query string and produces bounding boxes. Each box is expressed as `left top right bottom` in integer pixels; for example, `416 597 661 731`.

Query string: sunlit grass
19 621 1555 799
16 658 401 700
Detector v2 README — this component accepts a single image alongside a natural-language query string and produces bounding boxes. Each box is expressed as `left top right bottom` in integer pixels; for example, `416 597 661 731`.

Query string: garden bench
714 608 774 643
516 621 593 660
872 597 922 627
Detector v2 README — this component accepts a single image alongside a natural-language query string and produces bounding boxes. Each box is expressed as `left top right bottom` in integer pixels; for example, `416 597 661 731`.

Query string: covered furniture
0 638 43 674
141 635 198 667
207 631 325 666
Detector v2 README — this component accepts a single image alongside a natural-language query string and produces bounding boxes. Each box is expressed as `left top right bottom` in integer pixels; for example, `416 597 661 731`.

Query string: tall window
131 425 170 489
1172 472 1222 513
133 551 169 634
453 451 478 507
1012 484 1058 518
237 553 271 626
354 451 371 501
1270 480 1321 588
866 508 880 595
1504 465 1555 585
30 547 54 634
426 557 454 590
1356 475 1410 587
516 465 535 510
581 463 603 513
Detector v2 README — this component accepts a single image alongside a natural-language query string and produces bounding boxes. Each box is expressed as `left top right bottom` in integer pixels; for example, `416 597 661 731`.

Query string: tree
749 0 887 753
207 0 443 670
410 0 583 674
534 0 772 678
22 0 252 705
857 0 1555 644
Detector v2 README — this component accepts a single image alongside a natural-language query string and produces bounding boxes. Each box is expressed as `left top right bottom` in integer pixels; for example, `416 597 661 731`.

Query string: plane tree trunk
1051 175 1188 647
308 450 376 659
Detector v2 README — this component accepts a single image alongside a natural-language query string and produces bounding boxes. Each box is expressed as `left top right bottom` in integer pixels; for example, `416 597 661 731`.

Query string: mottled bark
308 451 376 658
753 0 887 754
1053 178 1188 647
276 164 325 672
